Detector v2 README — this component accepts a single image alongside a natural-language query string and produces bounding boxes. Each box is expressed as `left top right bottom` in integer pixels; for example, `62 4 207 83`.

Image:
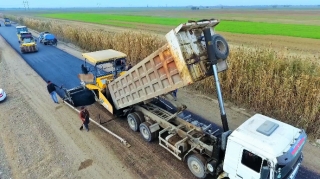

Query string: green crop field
39 13 320 39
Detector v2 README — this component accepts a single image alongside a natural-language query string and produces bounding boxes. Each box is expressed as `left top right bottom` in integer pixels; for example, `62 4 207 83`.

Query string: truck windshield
95 64 110 77
17 28 28 34
95 58 126 78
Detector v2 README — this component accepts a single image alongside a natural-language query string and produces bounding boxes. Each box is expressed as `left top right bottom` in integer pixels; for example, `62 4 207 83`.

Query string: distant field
39 13 320 39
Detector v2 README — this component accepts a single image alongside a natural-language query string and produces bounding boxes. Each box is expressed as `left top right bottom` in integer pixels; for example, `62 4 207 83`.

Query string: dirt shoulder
0 36 137 179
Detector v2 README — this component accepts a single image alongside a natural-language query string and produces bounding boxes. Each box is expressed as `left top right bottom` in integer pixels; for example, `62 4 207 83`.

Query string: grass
39 13 320 39
6 15 320 139
40 13 189 26
217 20 320 39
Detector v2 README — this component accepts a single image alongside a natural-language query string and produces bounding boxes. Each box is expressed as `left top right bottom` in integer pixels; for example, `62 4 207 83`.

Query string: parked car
42 33 57 46
0 88 7 102
38 31 50 43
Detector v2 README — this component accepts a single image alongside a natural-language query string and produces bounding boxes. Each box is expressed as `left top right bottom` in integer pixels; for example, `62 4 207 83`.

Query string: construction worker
79 106 90 132
46 80 62 104
127 63 133 70
171 89 178 101
81 64 89 74
53 37 58 46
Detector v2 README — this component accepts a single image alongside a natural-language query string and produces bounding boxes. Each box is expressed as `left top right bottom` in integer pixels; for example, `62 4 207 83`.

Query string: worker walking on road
79 106 90 132
46 80 62 104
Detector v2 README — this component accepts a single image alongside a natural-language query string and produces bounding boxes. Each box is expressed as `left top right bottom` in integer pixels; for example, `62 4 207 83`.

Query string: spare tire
211 34 229 60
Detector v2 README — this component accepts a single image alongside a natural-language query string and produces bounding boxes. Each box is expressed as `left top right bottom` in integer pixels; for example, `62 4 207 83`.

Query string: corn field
6 15 320 139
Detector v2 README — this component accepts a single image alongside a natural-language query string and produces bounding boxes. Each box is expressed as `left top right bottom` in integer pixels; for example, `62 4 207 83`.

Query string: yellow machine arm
85 84 114 114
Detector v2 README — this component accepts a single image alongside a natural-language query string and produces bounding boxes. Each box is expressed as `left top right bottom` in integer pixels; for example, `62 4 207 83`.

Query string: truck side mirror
260 166 270 179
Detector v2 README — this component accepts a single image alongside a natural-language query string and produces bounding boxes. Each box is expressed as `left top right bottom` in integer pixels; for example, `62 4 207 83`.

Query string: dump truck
18 31 38 53
63 19 307 179
4 18 11 26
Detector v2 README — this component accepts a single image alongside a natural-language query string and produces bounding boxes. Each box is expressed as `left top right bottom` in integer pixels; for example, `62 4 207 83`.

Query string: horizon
1 5 320 9
1 0 320 8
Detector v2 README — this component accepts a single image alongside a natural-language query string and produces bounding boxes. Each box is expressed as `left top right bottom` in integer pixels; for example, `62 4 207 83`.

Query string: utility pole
23 1 29 10
23 1 26 10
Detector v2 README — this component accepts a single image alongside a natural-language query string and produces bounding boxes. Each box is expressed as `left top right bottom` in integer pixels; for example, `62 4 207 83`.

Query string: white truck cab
223 114 307 179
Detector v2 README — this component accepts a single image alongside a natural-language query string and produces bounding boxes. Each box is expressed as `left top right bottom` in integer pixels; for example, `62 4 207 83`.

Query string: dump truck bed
108 20 227 110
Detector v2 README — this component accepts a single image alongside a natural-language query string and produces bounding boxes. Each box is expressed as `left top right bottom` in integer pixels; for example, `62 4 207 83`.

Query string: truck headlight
207 163 214 172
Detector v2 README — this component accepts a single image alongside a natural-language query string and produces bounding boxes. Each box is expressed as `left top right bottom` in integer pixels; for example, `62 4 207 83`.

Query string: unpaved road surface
0 21 319 179
0 36 137 179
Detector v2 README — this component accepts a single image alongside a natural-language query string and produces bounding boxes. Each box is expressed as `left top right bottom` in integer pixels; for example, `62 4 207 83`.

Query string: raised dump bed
108 20 229 110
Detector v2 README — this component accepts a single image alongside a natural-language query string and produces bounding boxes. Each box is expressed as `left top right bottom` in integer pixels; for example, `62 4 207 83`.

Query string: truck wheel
187 154 207 179
139 122 155 142
211 34 229 60
145 120 159 139
135 113 159 140
134 111 145 123
127 113 141 132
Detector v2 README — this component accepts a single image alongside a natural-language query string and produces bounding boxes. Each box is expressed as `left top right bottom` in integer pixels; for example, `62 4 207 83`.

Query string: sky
1 0 319 8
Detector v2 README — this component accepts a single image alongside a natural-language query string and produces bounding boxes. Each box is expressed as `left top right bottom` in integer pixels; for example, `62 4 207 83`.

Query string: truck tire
134 111 145 123
139 122 155 142
146 120 159 139
127 113 141 132
211 34 229 60
187 154 207 179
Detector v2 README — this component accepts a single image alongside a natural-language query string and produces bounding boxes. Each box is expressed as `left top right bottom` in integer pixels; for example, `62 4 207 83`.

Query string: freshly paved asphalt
0 23 95 98
0 21 319 179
